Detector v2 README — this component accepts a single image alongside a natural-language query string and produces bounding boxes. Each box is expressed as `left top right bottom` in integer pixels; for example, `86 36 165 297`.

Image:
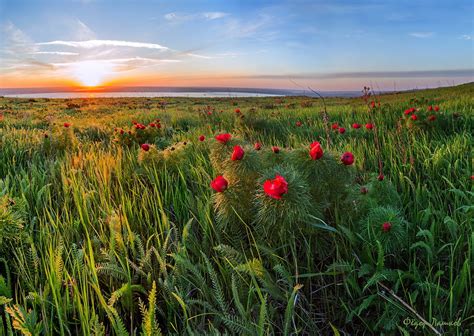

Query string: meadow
0 83 472 335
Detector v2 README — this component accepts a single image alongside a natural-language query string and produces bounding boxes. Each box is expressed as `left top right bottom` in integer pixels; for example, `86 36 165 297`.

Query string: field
0 84 472 335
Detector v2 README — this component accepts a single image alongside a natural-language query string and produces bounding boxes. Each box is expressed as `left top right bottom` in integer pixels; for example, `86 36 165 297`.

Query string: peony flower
64 122 71 128
141 144 150 152
331 123 339 130
360 186 368 194
263 174 288 199
341 152 355 165
428 115 436 121
382 222 392 232
378 173 385 181
365 123 374 130
434 105 440 112
296 121 302 127
120 129 124 135
215 133 232 144
231 145 245 161
428 105 433 111
211 175 228 192
404 107 415 115
370 101 376 108
411 115 418 121
309 142 323 160
352 123 361 129
338 127 346 134
235 108 241 114
254 142 262 150
199 135 205 141
272 146 280 153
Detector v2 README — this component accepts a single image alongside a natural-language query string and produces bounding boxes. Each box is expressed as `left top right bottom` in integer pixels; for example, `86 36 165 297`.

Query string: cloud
74 20 96 40
1 21 38 56
36 39 170 50
233 69 474 80
223 14 274 39
459 34 472 40
164 12 228 22
33 51 80 56
409 32 434 38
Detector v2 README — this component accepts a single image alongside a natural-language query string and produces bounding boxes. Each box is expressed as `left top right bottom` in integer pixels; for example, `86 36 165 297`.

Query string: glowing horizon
1 0 473 91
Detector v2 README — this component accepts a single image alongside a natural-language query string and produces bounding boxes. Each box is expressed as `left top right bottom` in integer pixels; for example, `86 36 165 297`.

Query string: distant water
0 87 364 99
1 91 284 99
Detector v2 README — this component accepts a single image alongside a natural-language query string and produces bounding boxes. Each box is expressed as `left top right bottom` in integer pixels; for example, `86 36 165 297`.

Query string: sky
1 0 473 90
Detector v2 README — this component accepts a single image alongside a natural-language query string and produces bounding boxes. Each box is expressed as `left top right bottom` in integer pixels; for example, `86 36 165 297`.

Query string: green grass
0 83 472 335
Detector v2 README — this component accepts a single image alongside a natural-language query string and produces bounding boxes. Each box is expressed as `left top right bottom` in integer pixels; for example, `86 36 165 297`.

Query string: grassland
0 83 472 335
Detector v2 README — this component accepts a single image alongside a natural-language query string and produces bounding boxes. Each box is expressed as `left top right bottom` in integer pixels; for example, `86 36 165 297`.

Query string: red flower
411 114 418 121
428 115 436 121
235 108 241 114
231 145 245 161
63 122 71 128
207 111 213 115
263 174 288 199
156 123 161 129
338 127 346 134
199 135 205 142
44 133 49 138
365 123 374 130
378 173 385 181
254 142 262 150
360 187 368 194
296 121 302 127
309 142 323 160
215 133 232 144
331 123 339 130
434 105 440 112
120 129 124 135
370 101 376 108
428 105 433 111
352 123 361 129
211 175 228 193
341 152 354 165
149 123 156 127
141 144 150 152
272 146 280 153
382 222 392 232
404 107 415 115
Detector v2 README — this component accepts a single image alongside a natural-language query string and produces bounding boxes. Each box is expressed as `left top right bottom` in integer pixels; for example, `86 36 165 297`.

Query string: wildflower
411 115 418 121
211 175 228 193
341 152 355 165
434 105 440 112
272 146 280 153
309 142 323 160
141 144 150 152
44 133 49 138
352 123 361 129
64 122 71 128
149 123 156 127
331 123 339 130
235 108 241 114
263 174 288 199
428 105 433 111
360 187 368 194
215 133 232 144
428 115 436 121
365 123 374 130
370 101 376 108
231 145 245 161
338 127 346 134
296 121 302 127
404 107 415 115
254 142 262 150
199 135 205 141
378 173 385 181
382 222 392 232
120 129 124 135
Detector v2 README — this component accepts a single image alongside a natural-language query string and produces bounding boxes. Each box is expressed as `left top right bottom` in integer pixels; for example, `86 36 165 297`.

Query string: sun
70 60 114 87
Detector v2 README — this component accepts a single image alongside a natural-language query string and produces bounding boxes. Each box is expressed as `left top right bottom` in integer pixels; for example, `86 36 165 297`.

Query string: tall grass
0 83 472 335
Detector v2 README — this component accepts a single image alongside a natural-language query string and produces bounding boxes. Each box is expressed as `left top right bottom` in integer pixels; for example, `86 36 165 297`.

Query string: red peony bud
211 175 228 192
341 152 355 165
215 133 232 144
382 222 392 232
254 142 262 150
231 145 245 161
141 144 150 151
263 174 288 199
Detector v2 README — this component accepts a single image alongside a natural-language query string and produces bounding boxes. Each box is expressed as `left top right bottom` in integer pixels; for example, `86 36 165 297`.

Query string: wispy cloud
164 12 228 22
36 39 170 50
409 32 434 38
459 34 472 40
234 69 474 80
33 51 80 56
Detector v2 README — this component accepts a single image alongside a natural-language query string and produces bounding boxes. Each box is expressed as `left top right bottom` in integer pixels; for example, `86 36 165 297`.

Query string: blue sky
1 0 473 89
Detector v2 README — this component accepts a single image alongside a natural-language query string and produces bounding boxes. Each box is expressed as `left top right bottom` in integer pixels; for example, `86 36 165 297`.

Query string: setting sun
69 60 114 87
